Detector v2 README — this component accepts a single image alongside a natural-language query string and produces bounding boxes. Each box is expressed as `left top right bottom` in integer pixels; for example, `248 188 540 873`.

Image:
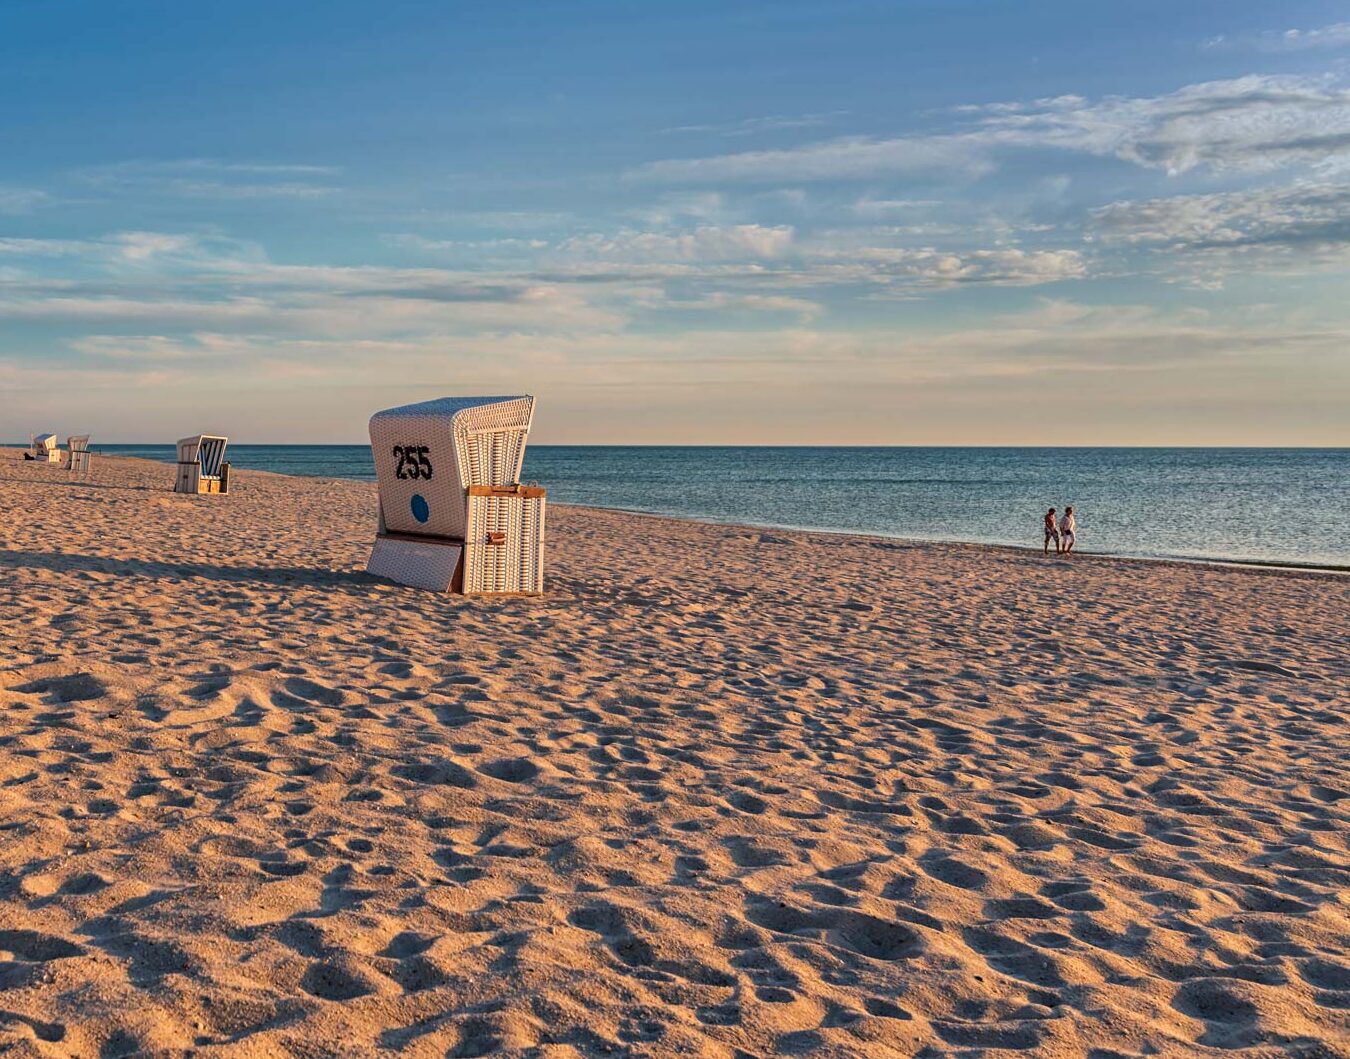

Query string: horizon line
10 442 1348 451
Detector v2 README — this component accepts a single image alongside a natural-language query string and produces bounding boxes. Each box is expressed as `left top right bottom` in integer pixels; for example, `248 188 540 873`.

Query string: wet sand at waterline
1 449 1347 1057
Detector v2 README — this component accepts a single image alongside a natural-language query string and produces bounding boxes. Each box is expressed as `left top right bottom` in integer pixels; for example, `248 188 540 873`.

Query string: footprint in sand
10 673 107 703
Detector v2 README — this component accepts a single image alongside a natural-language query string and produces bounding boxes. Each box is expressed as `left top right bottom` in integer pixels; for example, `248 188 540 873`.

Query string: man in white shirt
1059 507 1077 554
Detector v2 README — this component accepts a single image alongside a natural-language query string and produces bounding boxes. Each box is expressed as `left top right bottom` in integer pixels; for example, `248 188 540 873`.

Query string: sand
0 449 1347 1058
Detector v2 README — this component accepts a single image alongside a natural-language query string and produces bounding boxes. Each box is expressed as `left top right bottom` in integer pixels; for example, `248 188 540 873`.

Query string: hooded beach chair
29 434 59 463
366 395 545 594
175 435 230 494
66 435 93 475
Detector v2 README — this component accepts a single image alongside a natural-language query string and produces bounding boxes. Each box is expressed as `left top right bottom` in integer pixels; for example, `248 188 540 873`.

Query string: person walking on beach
1059 506 1077 554
1043 507 1060 555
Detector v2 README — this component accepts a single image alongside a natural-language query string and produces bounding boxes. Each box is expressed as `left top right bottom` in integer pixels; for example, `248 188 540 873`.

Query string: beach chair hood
369 396 534 539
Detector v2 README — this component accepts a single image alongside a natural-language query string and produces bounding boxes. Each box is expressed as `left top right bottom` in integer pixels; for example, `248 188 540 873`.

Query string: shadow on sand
0 473 167 494
0 548 376 590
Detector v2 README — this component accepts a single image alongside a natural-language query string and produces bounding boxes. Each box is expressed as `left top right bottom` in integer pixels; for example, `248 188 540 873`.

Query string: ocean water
88 445 1349 567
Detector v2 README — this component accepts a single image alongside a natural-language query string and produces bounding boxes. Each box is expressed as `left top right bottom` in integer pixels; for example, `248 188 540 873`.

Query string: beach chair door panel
463 489 545 595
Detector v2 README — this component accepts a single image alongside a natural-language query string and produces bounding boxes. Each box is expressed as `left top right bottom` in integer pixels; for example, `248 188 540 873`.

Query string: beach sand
1 449 1347 1058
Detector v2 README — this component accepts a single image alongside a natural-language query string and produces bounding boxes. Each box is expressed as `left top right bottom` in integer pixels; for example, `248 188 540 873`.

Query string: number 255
393 445 433 480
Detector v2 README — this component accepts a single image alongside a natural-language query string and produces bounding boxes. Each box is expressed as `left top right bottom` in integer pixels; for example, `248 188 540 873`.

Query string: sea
86 445 1348 568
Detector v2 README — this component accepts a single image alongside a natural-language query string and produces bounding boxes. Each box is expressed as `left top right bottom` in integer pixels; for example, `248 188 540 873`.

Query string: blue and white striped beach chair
175 434 231 495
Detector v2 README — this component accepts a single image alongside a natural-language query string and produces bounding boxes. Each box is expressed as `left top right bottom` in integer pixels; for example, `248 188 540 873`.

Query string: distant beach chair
29 433 59 463
66 435 93 476
175 435 231 495
366 395 545 594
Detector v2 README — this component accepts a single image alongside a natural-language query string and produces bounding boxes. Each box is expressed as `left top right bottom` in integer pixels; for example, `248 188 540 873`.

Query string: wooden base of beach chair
367 533 466 592
178 477 224 495
176 461 230 495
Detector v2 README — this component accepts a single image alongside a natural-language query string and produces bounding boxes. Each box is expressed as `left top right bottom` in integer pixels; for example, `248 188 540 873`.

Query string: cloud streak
633 135 988 183
0 187 53 214
634 76 1350 182
1090 182 1350 283
1202 22 1350 53
558 224 795 262
72 158 340 201
663 111 848 136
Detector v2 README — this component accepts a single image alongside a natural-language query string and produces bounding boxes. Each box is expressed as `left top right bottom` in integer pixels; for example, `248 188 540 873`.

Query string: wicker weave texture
369 412 473 539
459 429 529 492
448 398 533 487
463 492 545 595
367 536 463 591
368 396 534 539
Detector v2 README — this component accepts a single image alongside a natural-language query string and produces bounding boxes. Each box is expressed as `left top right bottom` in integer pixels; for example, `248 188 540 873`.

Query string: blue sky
2 0 1349 443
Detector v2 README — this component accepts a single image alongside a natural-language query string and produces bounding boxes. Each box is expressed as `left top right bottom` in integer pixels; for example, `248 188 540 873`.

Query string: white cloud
0 230 259 269
1092 182 1350 248
0 236 92 256
803 231 1087 288
0 283 622 335
0 231 630 335
850 197 940 218
633 135 989 183
73 158 340 200
558 224 795 262
0 295 279 326
0 188 52 215
531 224 1084 290
887 247 1087 287
633 75 1350 182
383 234 551 253
663 111 848 136
971 76 1350 176
0 214 1091 377
112 231 202 263
626 192 728 226
35 301 1350 393
375 208 574 230
78 159 338 180
164 180 336 199
652 291 823 320
1090 182 1350 283
7 294 1347 445
1203 22 1350 52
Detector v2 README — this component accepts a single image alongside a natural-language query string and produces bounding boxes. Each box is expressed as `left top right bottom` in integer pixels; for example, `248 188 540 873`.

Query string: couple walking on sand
1043 506 1077 555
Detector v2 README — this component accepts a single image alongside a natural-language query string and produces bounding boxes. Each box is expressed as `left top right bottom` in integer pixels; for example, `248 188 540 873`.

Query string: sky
2 0 1349 445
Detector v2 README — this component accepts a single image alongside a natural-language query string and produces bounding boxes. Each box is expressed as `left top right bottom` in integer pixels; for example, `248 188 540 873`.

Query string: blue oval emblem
410 494 430 523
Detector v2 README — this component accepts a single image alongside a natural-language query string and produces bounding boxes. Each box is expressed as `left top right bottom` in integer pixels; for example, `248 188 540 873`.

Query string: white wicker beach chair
66 435 93 475
29 434 59 463
175 435 230 494
366 396 544 594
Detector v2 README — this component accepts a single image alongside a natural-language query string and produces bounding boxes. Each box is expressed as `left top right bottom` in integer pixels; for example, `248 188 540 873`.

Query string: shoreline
580 502 1350 578
64 448 1350 576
